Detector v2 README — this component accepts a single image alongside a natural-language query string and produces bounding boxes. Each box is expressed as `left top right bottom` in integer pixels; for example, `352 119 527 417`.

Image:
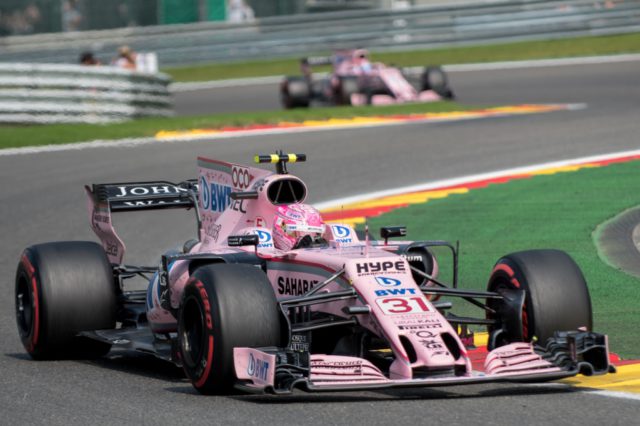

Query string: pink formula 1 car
280 49 454 109
15 153 613 394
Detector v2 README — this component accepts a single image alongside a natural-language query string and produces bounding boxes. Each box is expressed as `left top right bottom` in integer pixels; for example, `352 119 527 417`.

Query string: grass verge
164 32 640 82
0 101 487 149
365 160 640 359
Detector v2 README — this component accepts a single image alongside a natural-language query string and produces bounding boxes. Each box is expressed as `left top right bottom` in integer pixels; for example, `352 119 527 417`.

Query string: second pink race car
281 49 454 109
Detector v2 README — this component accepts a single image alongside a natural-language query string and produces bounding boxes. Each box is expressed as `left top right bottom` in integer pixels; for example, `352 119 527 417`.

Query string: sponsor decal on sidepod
200 176 232 213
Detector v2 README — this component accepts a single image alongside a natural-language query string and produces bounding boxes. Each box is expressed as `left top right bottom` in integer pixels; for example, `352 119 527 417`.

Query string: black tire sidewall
15 241 117 359
421 66 451 98
15 253 42 355
281 77 310 108
336 76 359 105
488 249 592 344
178 263 281 394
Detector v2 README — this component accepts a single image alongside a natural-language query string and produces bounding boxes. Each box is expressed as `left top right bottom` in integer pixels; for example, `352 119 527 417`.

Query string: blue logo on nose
375 276 402 287
332 225 350 238
256 230 271 243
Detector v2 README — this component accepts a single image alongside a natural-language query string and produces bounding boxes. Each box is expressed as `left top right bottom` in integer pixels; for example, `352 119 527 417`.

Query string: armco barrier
0 0 638 67
0 64 173 124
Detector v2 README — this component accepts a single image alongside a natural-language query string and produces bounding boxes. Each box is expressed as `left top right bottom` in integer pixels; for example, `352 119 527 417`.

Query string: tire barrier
0 63 173 124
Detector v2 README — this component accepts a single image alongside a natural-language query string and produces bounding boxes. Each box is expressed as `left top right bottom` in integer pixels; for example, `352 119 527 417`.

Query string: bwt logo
375 287 417 296
255 230 273 248
200 177 232 213
375 276 402 287
332 225 352 243
247 353 270 382
332 225 351 238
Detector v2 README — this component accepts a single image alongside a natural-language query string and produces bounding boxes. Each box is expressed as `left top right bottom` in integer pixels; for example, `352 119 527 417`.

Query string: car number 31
376 297 431 315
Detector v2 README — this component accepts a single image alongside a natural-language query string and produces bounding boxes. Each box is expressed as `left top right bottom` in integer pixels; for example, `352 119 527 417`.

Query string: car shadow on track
221 382 578 404
89 351 187 382
6 350 188 383
162 383 577 401
5 351 581 401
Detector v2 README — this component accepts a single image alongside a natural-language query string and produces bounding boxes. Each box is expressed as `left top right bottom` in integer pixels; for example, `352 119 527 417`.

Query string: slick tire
336 76 359 105
15 241 117 359
178 263 281 394
281 77 310 108
421 66 454 99
486 249 592 348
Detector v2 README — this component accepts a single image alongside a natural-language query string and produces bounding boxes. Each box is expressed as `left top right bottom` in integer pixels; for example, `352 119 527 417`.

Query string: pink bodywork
349 66 443 106
85 156 579 391
331 50 445 106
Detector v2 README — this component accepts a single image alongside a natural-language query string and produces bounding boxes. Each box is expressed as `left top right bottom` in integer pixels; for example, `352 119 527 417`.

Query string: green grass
164 32 640 82
0 101 487 149
366 161 640 359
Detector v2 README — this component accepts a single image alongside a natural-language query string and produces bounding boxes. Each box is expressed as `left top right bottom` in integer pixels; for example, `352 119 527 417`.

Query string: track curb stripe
319 153 640 226
153 104 580 141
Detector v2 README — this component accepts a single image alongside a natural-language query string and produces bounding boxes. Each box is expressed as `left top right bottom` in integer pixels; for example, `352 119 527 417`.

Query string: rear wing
300 56 333 77
84 180 199 264
89 180 198 212
303 56 333 66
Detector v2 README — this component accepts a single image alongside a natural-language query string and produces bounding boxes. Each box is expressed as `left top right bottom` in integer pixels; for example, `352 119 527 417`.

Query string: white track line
314 148 640 209
530 383 640 402
588 390 640 402
171 54 640 92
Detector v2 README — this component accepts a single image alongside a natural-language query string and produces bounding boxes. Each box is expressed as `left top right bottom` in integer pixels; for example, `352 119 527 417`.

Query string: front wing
233 331 614 394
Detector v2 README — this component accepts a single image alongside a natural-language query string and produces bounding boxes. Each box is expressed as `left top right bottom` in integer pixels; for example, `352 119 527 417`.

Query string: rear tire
15 241 117 359
335 76 359 105
281 77 310 108
178 263 281 394
421 66 454 99
486 249 592 349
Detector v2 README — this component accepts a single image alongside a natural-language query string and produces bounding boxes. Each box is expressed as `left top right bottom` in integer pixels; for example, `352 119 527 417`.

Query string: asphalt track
1 60 639 425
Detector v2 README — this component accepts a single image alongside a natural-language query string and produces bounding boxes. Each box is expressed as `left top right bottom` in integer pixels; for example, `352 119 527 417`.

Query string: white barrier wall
0 63 173 124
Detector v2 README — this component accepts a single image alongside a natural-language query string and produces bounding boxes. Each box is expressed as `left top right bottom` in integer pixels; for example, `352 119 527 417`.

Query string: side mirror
227 234 259 247
380 226 406 245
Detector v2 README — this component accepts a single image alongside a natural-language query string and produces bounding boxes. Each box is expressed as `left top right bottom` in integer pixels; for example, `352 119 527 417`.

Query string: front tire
421 66 454 99
15 241 117 359
178 263 281 394
486 249 592 349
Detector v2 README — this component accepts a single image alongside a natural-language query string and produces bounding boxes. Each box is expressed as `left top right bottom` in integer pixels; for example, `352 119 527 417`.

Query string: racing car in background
280 49 454 109
15 153 613 395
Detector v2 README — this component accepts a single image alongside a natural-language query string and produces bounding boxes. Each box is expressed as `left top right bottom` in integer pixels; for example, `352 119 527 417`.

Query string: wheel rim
16 275 33 338
429 70 445 87
488 276 530 343
180 295 206 369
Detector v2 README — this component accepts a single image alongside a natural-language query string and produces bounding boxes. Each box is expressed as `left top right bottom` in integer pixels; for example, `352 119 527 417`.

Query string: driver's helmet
272 204 325 251
352 49 372 73
353 49 369 61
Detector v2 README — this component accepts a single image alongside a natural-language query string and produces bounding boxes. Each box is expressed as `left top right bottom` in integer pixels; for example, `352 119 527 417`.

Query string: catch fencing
0 64 173 124
0 0 638 67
